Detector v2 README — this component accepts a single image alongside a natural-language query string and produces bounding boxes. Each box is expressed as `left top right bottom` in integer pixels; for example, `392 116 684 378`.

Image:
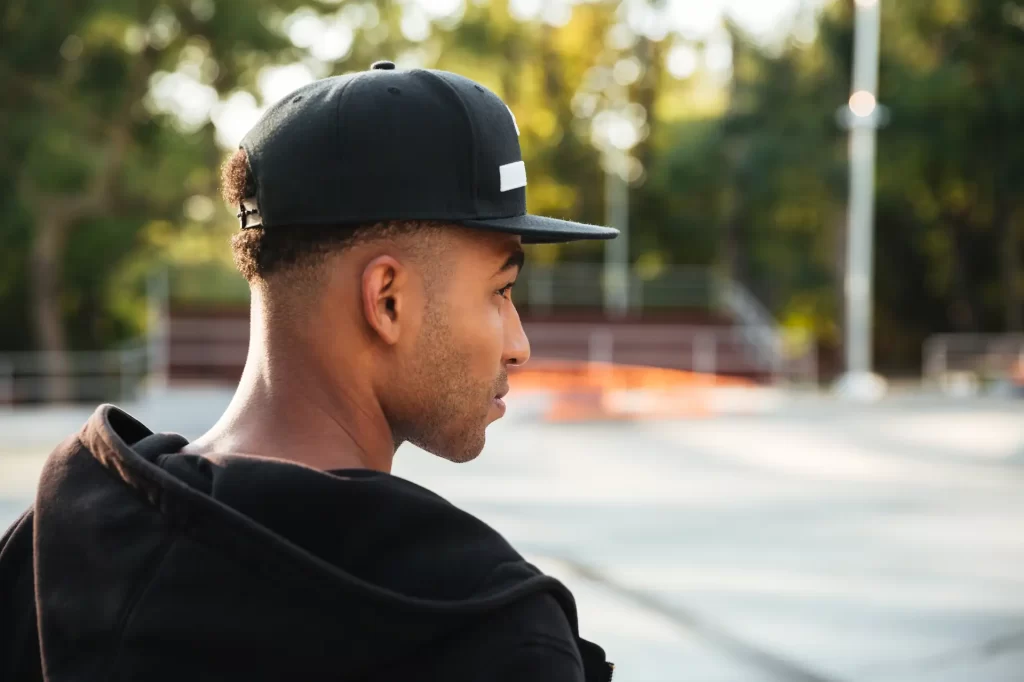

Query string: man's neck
183 327 396 473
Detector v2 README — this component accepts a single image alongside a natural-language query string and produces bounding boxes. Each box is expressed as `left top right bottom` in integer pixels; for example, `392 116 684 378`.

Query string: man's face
391 229 530 463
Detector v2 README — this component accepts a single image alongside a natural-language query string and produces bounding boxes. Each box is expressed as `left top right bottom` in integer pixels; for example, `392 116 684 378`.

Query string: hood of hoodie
28 405 594 681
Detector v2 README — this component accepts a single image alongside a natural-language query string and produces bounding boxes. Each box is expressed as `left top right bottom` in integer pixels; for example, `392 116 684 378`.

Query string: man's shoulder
482 593 585 680
487 591 581 654
382 591 584 682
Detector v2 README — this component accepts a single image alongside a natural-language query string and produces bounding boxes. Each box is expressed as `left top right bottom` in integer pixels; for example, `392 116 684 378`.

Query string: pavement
2 388 1023 681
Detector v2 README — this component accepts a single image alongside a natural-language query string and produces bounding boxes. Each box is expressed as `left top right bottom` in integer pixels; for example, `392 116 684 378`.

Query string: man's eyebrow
496 248 526 276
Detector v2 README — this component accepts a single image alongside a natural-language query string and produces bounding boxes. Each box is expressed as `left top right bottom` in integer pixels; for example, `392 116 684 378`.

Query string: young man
0 62 618 680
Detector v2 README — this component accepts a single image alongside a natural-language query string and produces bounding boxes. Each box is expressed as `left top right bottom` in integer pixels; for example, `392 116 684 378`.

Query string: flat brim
459 214 619 244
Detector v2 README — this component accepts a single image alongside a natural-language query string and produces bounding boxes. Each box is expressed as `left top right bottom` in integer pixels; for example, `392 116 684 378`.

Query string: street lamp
834 0 888 401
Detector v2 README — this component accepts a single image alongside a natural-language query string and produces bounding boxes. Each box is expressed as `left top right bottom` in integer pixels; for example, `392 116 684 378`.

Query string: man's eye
496 282 516 299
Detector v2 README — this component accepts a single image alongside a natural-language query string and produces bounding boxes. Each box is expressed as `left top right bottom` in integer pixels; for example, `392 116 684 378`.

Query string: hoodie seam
498 639 585 678
179 518 558 615
101 535 179 682
464 559 519 599
519 632 583 659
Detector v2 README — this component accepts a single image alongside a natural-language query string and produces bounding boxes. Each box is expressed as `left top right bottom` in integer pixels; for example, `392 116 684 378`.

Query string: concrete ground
2 388 1022 681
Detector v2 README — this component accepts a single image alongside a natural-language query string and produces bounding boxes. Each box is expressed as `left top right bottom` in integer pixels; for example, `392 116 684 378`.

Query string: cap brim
459 214 619 244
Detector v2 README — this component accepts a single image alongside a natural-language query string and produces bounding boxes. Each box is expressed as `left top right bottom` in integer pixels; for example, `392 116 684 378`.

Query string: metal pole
694 330 716 376
836 0 886 399
845 0 881 376
589 327 615 366
146 266 170 395
604 148 630 319
846 127 876 375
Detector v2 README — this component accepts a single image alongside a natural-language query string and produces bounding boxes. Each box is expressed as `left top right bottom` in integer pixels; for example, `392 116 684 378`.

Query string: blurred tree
670 0 1024 373
1 0 304 398
3 0 1023 394
0 0 420 400
882 0 1024 334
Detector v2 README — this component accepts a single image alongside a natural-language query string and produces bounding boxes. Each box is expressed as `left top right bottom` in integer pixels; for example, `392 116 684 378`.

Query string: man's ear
361 255 407 345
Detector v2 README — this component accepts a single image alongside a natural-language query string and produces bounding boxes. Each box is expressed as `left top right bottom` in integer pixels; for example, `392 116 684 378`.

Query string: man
0 61 618 680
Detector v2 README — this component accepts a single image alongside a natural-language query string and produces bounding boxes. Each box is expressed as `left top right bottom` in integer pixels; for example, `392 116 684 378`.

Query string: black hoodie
0 405 613 681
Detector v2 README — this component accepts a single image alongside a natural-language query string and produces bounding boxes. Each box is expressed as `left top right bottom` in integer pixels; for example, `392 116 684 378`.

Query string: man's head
224 62 616 463
223 150 528 463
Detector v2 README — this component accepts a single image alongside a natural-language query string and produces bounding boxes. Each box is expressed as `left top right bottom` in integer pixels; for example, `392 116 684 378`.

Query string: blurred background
2 0 1023 680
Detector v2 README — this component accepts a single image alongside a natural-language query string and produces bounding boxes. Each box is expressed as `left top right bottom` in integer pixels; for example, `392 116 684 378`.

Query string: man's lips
492 386 509 415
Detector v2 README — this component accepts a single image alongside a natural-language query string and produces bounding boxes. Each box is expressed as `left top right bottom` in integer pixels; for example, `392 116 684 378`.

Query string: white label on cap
500 161 527 192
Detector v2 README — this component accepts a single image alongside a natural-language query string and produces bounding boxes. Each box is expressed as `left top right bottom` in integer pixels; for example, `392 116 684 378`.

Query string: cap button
371 60 396 71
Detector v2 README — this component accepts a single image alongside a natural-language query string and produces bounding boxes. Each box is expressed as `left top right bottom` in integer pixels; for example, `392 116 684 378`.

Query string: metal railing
521 263 722 313
0 264 816 404
160 260 771 322
158 261 798 383
519 264 791 377
0 345 150 405
717 277 784 369
922 333 1024 391
524 323 816 384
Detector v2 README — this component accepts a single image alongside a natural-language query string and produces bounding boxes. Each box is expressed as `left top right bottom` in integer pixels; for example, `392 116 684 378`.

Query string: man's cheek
477 315 505 362
456 302 501 350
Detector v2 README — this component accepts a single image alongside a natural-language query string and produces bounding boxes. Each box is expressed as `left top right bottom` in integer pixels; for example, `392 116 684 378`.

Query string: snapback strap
237 197 262 229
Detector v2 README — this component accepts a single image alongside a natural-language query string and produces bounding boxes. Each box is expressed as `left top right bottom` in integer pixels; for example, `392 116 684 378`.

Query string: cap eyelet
474 85 484 92
387 86 401 95
292 95 303 103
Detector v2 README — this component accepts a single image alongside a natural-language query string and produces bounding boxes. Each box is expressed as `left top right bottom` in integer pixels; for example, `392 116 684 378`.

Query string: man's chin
443 449 482 464
442 433 486 464
412 430 486 464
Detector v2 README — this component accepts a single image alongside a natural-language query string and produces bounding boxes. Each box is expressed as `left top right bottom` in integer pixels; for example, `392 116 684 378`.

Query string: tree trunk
23 125 133 403
995 190 1022 332
722 24 749 286
722 193 743 283
631 36 663 186
17 45 153 404
833 210 848 367
1005 221 1023 332
947 214 979 332
29 211 74 402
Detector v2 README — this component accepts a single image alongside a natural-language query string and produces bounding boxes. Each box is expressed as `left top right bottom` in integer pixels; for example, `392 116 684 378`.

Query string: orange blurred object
509 361 758 422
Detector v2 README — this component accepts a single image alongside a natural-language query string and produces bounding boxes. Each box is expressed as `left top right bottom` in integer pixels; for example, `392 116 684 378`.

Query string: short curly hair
221 149 442 283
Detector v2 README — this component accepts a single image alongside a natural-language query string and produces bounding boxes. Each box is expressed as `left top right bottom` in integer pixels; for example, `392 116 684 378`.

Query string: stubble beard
401 304 494 463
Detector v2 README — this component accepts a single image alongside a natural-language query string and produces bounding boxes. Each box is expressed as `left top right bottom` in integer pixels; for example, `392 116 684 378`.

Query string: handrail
922 333 1024 386
0 265 819 405
0 345 149 404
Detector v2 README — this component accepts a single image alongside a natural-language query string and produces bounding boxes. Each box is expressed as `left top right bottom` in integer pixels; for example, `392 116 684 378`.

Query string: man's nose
502 303 531 367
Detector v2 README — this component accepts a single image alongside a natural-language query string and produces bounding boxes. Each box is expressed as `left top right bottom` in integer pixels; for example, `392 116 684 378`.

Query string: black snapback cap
236 61 618 244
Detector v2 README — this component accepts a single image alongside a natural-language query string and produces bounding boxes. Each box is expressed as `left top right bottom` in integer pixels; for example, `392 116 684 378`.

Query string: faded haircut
221 149 447 285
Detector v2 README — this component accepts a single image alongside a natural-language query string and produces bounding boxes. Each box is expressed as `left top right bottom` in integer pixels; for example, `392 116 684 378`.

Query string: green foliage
0 0 312 353
1 0 1022 376
656 0 1024 370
